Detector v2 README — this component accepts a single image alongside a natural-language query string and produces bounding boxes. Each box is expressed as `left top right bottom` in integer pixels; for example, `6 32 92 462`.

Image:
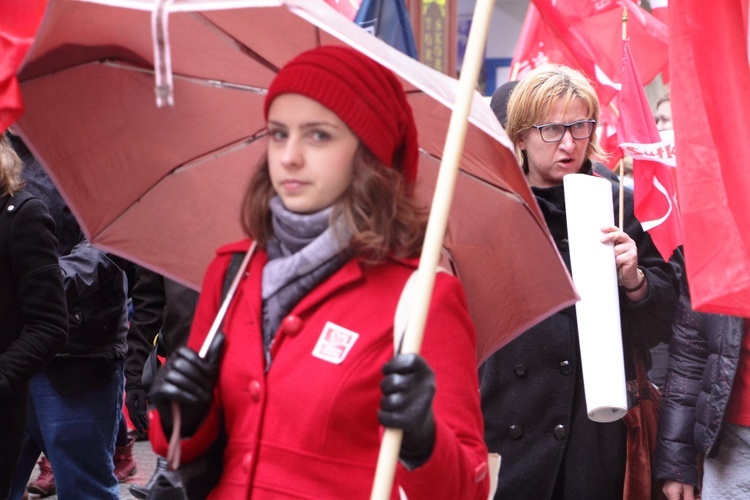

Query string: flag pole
369 0 495 498
619 8 628 231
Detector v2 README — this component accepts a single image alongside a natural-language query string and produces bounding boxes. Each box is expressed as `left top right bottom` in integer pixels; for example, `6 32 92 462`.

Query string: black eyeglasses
531 119 596 143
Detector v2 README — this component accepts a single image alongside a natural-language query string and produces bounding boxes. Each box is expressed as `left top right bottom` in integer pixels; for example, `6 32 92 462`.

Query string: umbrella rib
102 60 267 93
191 12 281 74
104 133 267 232
171 133 267 175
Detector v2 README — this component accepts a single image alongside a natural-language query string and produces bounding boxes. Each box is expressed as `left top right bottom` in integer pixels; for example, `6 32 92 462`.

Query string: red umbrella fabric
15 0 577 362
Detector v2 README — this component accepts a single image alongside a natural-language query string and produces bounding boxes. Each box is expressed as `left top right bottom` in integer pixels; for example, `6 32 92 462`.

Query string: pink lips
279 179 307 193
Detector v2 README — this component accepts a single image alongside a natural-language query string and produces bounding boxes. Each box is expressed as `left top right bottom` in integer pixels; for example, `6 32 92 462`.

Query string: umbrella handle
369 0 496 498
166 400 182 470
198 241 256 359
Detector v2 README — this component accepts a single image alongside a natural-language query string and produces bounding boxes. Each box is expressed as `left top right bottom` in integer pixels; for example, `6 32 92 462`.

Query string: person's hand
379 353 436 465
662 479 697 500
125 385 149 433
600 225 646 297
150 332 225 437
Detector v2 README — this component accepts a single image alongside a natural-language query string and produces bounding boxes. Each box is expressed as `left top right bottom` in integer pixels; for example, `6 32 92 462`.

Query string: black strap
222 252 245 302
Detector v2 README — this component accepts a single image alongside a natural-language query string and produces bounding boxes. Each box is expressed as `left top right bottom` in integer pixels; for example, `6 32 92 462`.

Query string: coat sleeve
125 266 167 388
396 273 490 500
617 187 680 350
652 288 706 488
0 197 68 399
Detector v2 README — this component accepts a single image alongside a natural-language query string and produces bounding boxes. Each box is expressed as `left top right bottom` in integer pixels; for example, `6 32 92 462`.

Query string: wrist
620 267 646 293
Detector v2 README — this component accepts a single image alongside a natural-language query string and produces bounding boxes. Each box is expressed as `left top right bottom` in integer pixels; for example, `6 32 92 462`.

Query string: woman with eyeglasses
478 64 680 500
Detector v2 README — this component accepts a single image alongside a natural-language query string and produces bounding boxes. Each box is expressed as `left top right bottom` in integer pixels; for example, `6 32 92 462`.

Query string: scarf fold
261 197 351 367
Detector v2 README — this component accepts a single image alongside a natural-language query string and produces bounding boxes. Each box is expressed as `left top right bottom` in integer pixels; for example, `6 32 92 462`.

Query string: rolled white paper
563 174 628 423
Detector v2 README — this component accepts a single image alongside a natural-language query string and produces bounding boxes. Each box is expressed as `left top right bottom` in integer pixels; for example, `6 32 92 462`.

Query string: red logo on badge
312 322 359 364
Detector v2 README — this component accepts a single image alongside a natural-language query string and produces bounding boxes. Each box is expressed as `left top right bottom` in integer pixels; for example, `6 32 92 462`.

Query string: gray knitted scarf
261 196 350 368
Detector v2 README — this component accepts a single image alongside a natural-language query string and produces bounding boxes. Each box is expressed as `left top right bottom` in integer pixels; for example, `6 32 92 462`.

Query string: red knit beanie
264 45 419 186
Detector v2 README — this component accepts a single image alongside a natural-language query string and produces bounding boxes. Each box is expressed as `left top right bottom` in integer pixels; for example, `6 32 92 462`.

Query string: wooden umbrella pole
619 8 628 230
369 0 495 498
618 158 625 229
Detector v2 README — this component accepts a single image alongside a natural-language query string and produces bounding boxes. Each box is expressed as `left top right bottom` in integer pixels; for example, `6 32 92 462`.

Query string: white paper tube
563 174 628 423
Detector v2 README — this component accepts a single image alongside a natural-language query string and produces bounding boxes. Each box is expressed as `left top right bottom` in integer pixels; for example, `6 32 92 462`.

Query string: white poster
563 174 628 423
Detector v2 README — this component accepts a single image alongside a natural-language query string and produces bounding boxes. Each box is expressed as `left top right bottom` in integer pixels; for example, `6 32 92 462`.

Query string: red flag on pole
648 0 670 84
324 0 363 21
617 38 682 261
0 0 47 132
511 0 668 107
670 0 750 316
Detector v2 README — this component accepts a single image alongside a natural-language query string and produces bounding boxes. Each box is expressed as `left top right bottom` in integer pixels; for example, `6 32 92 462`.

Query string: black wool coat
480 167 680 500
0 190 68 399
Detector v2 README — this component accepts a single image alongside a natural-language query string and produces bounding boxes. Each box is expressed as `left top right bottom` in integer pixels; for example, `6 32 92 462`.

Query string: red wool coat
151 239 489 499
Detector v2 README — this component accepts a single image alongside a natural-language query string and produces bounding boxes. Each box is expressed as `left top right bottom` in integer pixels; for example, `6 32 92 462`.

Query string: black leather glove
125 384 149 433
151 332 225 437
379 353 436 466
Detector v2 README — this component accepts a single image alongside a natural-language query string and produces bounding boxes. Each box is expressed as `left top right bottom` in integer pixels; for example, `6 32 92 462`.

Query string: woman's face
519 97 591 188
267 93 359 214
655 100 672 131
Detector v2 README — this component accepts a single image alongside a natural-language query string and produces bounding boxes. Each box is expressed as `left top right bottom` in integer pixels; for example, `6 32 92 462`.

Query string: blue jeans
9 359 123 500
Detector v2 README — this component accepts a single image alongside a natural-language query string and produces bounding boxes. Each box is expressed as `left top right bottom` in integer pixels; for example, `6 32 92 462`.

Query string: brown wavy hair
241 144 427 263
0 134 25 196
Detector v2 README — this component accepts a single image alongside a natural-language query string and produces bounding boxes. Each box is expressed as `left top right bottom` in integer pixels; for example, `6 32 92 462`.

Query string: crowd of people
1 44 747 500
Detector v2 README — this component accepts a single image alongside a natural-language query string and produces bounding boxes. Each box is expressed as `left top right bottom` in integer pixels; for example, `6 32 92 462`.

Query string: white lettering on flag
618 137 676 167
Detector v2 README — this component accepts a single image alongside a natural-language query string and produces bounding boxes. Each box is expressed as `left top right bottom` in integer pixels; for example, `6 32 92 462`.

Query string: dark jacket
0 190 68 398
125 265 199 389
480 162 679 499
653 279 745 488
11 136 128 360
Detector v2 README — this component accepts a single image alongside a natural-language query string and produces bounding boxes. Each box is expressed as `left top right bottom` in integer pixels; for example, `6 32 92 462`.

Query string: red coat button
281 315 303 335
249 379 262 402
241 452 253 473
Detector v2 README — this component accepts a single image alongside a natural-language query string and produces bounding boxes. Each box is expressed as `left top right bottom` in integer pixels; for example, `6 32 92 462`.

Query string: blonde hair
505 64 607 173
241 145 427 263
0 134 24 196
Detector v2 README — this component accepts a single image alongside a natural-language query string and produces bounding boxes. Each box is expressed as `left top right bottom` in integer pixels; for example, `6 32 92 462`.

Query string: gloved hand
150 332 225 437
125 384 149 433
378 353 436 466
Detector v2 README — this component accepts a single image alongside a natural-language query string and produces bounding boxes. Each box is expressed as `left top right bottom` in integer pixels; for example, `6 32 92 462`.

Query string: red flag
670 0 750 316
0 0 47 132
649 0 669 25
324 0 363 21
648 0 670 83
511 0 668 107
617 39 681 261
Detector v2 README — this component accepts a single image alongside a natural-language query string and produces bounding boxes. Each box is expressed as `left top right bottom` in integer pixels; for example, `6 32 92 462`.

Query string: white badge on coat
312 322 359 364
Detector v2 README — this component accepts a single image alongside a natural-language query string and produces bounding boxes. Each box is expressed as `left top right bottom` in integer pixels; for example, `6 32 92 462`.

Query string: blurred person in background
0 133 68 499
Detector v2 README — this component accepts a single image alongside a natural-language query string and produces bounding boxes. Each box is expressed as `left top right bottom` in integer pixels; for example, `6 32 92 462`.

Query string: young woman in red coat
148 45 490 499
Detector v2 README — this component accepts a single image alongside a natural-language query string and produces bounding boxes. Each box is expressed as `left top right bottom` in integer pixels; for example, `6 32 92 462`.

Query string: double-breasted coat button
559 360 573 375
241 452 253 473
553 424 568 440
248 379 262 402
508 424 523 439
281 315 303 335
513 364 527 377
